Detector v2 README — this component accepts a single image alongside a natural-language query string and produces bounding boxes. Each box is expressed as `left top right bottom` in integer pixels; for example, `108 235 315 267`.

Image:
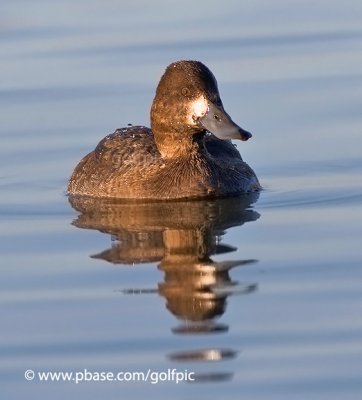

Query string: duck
67 60 260 200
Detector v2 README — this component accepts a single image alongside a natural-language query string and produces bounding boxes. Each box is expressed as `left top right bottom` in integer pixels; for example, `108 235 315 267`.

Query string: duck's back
68 126 163 198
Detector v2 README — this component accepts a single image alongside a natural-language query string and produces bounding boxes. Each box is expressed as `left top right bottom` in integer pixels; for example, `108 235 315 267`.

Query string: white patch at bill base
188 95 208 124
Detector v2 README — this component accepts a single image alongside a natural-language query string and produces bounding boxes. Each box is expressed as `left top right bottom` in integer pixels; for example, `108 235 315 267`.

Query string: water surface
1 1 362 399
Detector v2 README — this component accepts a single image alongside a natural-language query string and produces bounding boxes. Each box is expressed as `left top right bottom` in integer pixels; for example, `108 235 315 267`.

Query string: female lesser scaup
68 60 260 200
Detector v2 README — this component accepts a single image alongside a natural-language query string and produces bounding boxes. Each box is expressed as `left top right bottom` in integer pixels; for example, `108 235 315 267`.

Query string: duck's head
151 60 252 158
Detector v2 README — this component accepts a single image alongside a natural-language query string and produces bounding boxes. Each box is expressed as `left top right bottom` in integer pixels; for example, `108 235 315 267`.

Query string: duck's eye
213 114 221 121
181 87 191 97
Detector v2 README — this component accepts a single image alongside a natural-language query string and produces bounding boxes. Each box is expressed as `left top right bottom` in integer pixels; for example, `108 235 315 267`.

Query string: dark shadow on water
68 194 260 383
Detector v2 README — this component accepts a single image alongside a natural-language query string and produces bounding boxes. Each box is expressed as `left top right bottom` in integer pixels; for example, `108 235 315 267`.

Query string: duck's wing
68 126 162 196
204 135 243 160
204 134 260 191
94 126 161 171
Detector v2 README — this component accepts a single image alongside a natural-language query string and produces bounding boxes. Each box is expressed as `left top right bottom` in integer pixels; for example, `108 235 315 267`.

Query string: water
1 0 362 399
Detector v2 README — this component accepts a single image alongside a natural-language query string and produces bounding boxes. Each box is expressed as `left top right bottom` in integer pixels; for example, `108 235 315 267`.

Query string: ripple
259 188 362 210
24 28 362 58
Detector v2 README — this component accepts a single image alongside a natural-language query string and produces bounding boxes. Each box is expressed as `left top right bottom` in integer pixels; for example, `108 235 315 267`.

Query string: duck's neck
154 130 206 159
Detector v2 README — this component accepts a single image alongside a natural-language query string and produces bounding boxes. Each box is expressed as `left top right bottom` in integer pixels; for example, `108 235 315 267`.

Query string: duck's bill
198 102 252 141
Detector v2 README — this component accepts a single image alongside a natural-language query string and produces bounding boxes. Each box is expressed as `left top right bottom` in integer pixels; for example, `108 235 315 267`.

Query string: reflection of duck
159 259 257 325
68 60 260 200
69 194 260 383
70 194 259 324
